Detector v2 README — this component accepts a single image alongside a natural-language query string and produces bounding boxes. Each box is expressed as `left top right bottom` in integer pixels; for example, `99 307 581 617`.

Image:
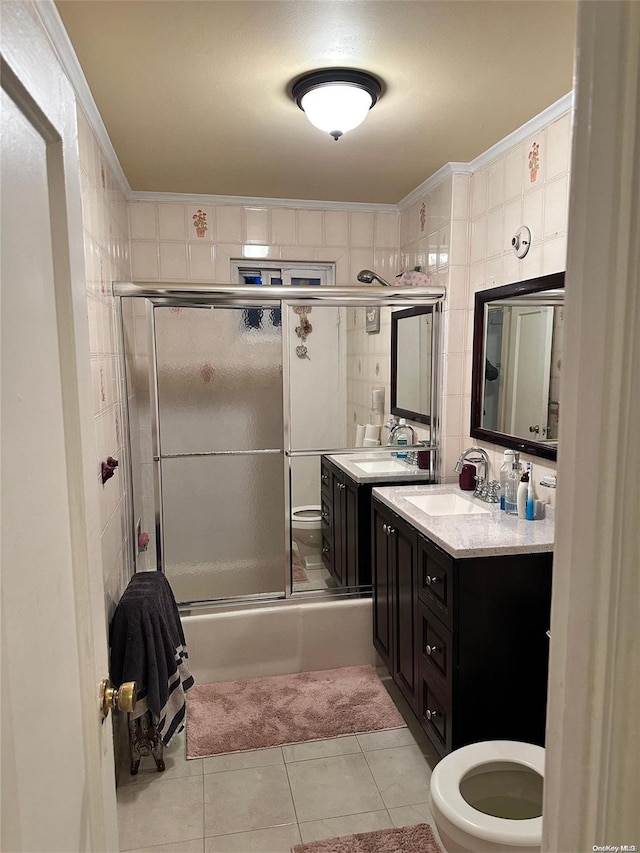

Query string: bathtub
182 597 378 684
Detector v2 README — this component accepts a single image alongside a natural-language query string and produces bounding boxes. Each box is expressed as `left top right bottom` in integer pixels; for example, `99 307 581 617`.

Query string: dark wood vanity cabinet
372 501 420 711
320 457 432 589
372 496 553 758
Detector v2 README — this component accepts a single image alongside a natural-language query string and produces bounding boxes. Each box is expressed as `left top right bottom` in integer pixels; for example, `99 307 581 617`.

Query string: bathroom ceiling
54 0 577 205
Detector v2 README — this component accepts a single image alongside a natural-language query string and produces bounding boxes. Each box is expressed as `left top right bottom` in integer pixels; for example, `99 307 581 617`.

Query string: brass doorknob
100 679 137 719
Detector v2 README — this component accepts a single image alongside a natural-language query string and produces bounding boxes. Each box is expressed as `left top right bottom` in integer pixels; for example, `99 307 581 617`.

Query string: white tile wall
129 203 401 286
448 111 572 496
77 109 133 625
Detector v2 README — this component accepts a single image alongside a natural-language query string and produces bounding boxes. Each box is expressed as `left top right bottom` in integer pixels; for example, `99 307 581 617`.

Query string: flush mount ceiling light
291 69 382 141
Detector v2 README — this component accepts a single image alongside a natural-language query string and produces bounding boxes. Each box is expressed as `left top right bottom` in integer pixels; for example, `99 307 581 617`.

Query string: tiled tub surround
372 483 554 558
129 202 400 287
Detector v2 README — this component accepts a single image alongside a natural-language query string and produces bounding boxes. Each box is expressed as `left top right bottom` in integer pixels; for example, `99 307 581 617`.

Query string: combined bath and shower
356 269 393 287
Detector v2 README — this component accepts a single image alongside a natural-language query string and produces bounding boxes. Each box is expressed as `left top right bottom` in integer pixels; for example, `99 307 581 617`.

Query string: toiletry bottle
499 450 516 510
504 461 519 515
517 464 530 519
526 465 536 520
394 418 410 460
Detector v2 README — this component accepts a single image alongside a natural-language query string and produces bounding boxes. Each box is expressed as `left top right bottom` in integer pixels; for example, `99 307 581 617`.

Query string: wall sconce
291 69 382 141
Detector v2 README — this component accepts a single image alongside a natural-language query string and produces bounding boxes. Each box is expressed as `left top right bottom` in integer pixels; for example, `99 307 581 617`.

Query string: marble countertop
372 483 555 558
326 452 434 485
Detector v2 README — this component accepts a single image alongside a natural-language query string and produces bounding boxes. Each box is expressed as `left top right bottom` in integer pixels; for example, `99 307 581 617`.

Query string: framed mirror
471 272 564 461
391 306 436 425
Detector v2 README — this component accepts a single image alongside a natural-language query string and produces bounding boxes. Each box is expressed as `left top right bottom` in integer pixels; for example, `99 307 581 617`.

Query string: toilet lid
430 741 544 846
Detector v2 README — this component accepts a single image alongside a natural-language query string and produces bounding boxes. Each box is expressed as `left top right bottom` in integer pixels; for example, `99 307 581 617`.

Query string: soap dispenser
517 463 531 519
393 418 411 460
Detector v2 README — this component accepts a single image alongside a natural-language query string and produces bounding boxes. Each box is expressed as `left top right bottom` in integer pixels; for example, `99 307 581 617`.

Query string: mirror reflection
391 306 435 425
471 273 564 460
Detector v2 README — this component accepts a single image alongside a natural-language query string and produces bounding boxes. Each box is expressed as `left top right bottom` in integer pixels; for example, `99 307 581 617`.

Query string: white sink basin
353 459 410 474
405 493 490 516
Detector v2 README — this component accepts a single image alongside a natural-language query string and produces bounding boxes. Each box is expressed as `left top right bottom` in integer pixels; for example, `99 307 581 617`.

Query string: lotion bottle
517 463 530 519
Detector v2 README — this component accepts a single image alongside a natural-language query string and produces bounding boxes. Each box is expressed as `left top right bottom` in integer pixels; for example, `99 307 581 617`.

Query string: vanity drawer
418 534 454 629
418 601 453 699
320 459 332 498
419 672 452 757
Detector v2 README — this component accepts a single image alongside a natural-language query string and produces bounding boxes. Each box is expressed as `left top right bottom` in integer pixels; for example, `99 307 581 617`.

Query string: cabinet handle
426 709 439 721
425 644 440 656
425 575 441 586
387 526 396 536
382 523 388 534
321 512 329 522
322 547 329 555
337 482 346 490
321 474 328 483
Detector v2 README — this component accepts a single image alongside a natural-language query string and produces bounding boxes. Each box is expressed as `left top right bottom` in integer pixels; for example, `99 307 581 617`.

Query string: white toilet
429 741 544 853
291 505 322 569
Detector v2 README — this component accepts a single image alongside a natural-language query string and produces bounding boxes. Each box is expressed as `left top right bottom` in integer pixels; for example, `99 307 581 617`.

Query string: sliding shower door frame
114 282 444 610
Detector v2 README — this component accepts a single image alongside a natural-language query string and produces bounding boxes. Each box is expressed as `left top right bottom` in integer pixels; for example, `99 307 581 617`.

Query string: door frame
1 3 118 849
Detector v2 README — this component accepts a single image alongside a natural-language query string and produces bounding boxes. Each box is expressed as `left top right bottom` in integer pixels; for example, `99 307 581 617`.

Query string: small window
233 261 334 331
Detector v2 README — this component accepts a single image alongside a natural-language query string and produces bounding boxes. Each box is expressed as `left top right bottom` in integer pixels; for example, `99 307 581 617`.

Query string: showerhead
356 269 393 287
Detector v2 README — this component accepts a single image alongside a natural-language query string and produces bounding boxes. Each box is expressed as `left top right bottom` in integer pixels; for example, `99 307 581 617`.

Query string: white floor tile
126 839 204 853
204 823 301 852
387 802 433 827
298 809 393 843
356 728 420 752
117 775 204 851
282 736 361 763
204 764 296 837
286 752 384 823
202 746 284 775
364 744 433 808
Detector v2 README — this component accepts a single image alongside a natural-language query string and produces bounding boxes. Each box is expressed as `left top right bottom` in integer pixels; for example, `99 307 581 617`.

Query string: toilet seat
292 505 322 527
430 741 544 848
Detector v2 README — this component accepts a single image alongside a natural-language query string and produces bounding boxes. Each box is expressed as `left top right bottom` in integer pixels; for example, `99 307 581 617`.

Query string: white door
1 58 118 853
504 306 554 440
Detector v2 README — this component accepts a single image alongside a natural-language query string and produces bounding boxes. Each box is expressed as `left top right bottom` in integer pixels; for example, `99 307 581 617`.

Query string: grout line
282 759 302 836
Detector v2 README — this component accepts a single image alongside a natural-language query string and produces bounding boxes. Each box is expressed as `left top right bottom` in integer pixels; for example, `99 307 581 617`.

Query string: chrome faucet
385 416 416 446
455 446 492 498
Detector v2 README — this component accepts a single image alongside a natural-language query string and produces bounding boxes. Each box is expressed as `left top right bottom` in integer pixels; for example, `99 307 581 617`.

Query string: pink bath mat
186 664 406 758
291 823 442 853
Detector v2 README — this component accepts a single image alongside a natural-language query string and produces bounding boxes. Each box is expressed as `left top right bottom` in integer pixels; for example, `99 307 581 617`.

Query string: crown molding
397 92 573 211
398 163 473 210
36 0 572 214
129 191 399 214
35 0 132 198
468 92 573 174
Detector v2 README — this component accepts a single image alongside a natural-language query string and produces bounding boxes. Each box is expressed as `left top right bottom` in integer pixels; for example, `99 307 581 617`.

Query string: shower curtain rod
112 281 445 306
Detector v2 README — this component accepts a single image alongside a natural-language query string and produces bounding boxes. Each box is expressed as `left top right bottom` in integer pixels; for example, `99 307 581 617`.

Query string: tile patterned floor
116 674 445 853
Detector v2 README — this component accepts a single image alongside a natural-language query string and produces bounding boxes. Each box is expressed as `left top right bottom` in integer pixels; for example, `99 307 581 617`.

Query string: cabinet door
392 518 419 710
343 479 358 587
332 475 347 585
371 502 393 671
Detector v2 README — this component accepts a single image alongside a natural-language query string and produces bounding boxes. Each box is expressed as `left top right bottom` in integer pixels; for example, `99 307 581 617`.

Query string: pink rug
186 665 407 758
292 541 309 584
292 823 442 853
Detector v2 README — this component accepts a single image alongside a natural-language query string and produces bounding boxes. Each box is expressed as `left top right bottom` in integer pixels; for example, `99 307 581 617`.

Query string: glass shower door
154 305 285 604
